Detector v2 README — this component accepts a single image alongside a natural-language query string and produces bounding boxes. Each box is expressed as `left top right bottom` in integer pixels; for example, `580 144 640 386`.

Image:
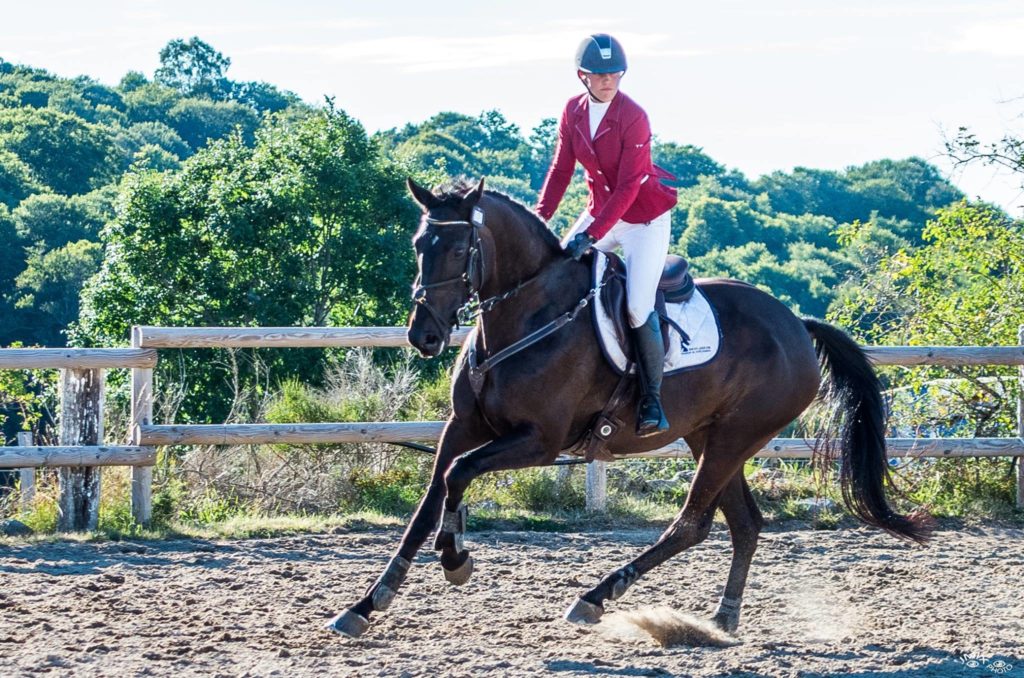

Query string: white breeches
562 210 671 328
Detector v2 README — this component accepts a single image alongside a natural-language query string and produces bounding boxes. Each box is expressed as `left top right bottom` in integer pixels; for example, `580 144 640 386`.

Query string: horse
326 178 930 638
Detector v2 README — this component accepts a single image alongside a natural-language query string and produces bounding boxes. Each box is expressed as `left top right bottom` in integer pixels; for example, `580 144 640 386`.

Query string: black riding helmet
575 34 627 74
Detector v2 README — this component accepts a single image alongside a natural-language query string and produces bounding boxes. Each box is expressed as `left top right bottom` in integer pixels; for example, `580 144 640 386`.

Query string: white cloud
249 31 700 73
950 17 1024 56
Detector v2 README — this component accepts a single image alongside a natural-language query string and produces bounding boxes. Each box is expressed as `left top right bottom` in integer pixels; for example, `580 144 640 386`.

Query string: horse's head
406 177 487 357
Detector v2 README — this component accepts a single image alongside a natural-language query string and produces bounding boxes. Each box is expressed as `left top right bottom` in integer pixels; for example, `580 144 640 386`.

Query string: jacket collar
572 91 627 143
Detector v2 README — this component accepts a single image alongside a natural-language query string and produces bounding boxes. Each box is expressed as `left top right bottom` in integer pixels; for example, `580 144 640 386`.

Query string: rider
536 33 678 437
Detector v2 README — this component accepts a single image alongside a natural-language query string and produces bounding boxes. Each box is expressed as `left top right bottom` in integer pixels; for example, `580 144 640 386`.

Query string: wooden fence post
16 431 34 512
586 460 607 512
57 368 104 531
130 327 154 525
1017 325 1023 509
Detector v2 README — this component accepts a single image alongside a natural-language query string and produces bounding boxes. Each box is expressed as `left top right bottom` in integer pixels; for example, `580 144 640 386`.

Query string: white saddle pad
593 250 721 376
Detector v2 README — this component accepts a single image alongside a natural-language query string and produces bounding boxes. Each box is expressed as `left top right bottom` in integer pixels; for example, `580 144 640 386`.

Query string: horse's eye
452 248 467 258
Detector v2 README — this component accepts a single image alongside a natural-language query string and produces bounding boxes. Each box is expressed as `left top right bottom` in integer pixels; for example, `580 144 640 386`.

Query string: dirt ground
1 523 1021 677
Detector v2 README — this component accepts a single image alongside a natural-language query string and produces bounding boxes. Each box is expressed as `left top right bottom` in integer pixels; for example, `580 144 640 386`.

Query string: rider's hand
565 232 597 261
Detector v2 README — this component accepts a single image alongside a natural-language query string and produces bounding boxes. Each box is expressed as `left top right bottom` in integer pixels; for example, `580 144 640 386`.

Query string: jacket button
597 170 603 175
604 185 611 191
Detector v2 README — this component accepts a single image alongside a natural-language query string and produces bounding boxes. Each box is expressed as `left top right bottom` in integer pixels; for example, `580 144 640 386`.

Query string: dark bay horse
327 178 930 638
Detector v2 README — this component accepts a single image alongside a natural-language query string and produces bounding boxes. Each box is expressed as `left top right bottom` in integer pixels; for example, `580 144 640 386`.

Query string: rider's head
575 34 626 103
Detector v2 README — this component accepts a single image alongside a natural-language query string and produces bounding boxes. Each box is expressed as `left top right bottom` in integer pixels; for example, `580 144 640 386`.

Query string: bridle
411 207 547 333
410 209 486 333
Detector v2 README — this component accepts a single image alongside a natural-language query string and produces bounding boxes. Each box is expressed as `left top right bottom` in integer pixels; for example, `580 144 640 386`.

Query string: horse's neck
478 207 558 299
477 212 589 350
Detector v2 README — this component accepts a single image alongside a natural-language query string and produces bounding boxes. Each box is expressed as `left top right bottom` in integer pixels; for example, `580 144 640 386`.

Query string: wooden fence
1 326 1022 529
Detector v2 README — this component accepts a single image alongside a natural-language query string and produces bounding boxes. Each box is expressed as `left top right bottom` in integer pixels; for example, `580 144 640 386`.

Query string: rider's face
579 70 623 103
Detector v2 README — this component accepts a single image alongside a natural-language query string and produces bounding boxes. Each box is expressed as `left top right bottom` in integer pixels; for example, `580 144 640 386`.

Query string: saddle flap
598 253 630 351
592 250 721 378
598 252 678 355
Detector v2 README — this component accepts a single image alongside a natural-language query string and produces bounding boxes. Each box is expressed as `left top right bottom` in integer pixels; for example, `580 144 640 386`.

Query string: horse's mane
435 179 563 254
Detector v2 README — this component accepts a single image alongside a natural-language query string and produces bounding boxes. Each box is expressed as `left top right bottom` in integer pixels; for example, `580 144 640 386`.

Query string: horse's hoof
712 612 739 634
324 609 369 638
564 597 604 624
442 552 474 585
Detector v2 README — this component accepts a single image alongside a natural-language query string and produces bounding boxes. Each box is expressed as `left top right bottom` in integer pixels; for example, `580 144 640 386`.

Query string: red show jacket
536 91 678 240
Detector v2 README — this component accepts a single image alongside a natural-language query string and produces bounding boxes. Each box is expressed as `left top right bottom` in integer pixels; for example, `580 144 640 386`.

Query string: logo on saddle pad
592 251 721 376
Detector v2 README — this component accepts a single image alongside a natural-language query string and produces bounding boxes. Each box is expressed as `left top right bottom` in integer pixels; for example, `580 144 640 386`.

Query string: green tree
526 117 558 189
692 242 804 308
130 144 181 172
0 206 27 345
0 107 117 195
154 37 231 99
74 104 419 420
831 201 1023 347
114 121 190 168
167 98 259 150
124 82 182 124
12 192 109 250
229 80 301 114
829 198 1023 484
0 148 41 208
384 110 534 184
678 197 763 258
781 242 847 317
119 71 149 93
754 167 855 221
652 142 724 188
15 240 103 346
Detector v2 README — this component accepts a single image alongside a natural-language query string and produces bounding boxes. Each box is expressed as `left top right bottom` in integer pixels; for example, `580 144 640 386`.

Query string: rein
466 273 606 396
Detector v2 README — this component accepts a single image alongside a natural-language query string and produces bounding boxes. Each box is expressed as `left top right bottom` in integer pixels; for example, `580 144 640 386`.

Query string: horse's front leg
326 416 490 637
433 423 560 585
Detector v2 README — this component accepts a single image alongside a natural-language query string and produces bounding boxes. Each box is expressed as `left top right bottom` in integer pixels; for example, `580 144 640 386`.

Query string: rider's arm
536 109 575 221
585 113 652 241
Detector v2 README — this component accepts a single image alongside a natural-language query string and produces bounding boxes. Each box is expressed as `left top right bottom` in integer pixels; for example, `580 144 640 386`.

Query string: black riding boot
631 311 669 437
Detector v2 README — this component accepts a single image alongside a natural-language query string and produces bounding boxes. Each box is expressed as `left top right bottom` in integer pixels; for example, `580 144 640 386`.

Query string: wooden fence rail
2 325 1023 530
0 348 157 369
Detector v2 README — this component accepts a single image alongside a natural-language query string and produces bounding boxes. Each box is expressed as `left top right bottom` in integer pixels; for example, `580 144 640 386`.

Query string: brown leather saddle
598 253 695 356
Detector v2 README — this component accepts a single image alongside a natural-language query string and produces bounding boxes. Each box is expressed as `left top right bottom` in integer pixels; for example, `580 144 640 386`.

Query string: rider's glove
565 232 597 261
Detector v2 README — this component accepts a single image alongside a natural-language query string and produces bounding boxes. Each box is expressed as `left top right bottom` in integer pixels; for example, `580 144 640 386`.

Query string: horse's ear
461 177 485 210
407 178 441 210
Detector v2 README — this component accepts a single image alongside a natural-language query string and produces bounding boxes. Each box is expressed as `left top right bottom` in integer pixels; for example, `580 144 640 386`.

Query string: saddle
561 253 697 463
599 252 695 355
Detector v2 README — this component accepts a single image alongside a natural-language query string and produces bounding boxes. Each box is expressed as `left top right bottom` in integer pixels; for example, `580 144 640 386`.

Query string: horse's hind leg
712 472 764 632
326 417 489 637
565 430 771 625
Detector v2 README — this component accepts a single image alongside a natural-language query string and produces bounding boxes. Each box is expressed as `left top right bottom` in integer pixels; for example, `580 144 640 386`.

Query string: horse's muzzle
407 315 449 358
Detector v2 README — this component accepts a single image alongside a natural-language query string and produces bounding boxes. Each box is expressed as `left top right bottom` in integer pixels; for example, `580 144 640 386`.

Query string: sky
2 0 1023 214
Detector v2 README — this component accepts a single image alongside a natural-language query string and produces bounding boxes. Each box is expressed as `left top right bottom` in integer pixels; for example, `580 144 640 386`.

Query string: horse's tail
802 318 932 543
